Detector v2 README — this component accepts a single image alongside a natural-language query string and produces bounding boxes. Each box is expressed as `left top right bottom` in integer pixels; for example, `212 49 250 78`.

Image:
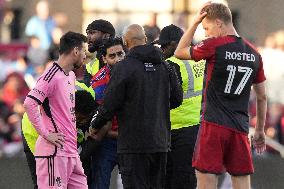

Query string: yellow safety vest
22 81 95 154
22 113 38 154
167 56 205 130
75 80 95 99
86 58 100 76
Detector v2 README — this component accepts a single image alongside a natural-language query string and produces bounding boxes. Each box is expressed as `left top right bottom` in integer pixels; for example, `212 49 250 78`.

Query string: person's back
113 44 171 153
192 36 265 133
174 2 267 189
90 24 183 188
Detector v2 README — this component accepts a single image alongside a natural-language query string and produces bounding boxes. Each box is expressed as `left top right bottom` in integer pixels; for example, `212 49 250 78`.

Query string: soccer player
24 31 88 189
175 2 267 189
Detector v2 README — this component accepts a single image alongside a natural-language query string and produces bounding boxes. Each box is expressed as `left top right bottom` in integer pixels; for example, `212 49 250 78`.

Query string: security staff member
90 24 183 189
156 24 205 189
84 19 116 86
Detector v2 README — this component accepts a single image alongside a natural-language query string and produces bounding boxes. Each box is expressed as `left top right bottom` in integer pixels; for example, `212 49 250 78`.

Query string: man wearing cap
156 24 205 189
84 19 116 86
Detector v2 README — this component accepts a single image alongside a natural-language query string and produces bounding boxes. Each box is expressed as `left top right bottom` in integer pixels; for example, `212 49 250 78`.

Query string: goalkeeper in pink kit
24 31 88 189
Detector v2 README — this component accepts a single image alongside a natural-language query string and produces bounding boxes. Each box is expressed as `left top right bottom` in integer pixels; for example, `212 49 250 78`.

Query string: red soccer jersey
190 35 266 133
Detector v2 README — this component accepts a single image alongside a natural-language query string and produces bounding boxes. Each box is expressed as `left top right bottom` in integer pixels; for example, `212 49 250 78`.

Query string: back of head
201 3 232 24
59 31 87 55
158 24 184 45
75 90 97 115
86 19 115 37
156 24 184 59
123 24 147 49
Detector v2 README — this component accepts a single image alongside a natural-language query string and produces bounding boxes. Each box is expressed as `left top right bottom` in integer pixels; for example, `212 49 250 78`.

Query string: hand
252 130 266 154
89 127 98 136
193 1 212 25
45 132 65 148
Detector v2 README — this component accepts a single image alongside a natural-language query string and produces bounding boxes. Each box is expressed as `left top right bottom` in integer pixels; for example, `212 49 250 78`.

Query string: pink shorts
36 156 87 189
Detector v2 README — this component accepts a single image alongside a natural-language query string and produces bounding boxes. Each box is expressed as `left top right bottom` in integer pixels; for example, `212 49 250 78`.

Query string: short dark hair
59 31 87 55
75 90 97 115
100 37 124 57
202 3 232 24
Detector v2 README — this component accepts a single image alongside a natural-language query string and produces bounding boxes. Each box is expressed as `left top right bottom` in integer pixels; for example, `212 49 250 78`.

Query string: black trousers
165 126 199 189
118 152 167 189
22 134 38 189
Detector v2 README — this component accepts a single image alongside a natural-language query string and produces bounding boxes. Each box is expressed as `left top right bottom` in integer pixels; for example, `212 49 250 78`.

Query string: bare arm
252 81 267 154
174 2 211 60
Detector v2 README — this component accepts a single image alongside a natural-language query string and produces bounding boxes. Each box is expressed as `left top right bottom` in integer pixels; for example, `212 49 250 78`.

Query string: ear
73 47 79 56
102 56 107 64
215 19 223 27
102 33 111 40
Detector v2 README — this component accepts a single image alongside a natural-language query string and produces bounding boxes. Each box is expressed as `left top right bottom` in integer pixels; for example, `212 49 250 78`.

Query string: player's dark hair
100 37 124 57
201 3 232 24
75 90 97 115
59 31 87 55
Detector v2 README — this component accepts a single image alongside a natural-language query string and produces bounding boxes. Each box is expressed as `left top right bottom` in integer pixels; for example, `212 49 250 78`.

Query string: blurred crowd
0 0 283 158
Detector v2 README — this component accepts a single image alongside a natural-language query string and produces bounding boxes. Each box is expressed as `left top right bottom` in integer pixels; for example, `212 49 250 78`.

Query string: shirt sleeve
190 38 215 62
27 75 55 104
253 56 266 84
23 76 55 138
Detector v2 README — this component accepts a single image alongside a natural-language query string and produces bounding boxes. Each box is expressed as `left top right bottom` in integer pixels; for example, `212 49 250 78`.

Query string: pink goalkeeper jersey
25 63 77 157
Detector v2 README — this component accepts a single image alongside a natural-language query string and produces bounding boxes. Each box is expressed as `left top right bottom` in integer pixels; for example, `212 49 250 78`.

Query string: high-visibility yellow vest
167 56 205 130
22 113 38 154
22 81 95 154
86 58 100 76
75 80 95 99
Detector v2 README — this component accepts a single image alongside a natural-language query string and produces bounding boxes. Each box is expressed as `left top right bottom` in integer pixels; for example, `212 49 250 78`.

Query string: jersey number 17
224 65 253 95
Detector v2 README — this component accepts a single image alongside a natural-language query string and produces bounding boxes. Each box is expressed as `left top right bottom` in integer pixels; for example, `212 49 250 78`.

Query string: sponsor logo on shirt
33 88 45 97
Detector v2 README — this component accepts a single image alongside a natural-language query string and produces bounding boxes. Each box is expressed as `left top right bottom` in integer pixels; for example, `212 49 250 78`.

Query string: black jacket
91 44 183 153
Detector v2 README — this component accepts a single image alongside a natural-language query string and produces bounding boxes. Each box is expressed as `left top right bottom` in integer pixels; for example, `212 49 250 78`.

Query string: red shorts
192 121 254 175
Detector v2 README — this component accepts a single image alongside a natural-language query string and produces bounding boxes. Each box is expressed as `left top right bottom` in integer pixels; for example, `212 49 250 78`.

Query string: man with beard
84 19 115 86
24 31 88 189
90 37 125 189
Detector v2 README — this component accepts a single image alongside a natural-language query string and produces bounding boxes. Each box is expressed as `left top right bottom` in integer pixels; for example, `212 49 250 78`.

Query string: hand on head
193 1 212 24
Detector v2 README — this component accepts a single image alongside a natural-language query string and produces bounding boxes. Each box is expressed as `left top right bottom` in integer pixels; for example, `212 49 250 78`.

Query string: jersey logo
56 177 62 187
144 62 156 72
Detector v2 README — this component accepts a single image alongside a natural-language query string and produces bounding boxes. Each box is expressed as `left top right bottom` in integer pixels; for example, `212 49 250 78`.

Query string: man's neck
57 55 73 75
222 24 239 37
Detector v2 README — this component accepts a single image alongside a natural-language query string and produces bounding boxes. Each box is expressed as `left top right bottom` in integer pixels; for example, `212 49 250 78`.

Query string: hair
75 90 97 115
100 37 124 57
201 3 232 24
59 31 87 55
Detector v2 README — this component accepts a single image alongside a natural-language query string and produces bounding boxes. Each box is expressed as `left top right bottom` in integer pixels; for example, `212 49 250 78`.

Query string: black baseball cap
154 24 184 45
86 19 115 37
